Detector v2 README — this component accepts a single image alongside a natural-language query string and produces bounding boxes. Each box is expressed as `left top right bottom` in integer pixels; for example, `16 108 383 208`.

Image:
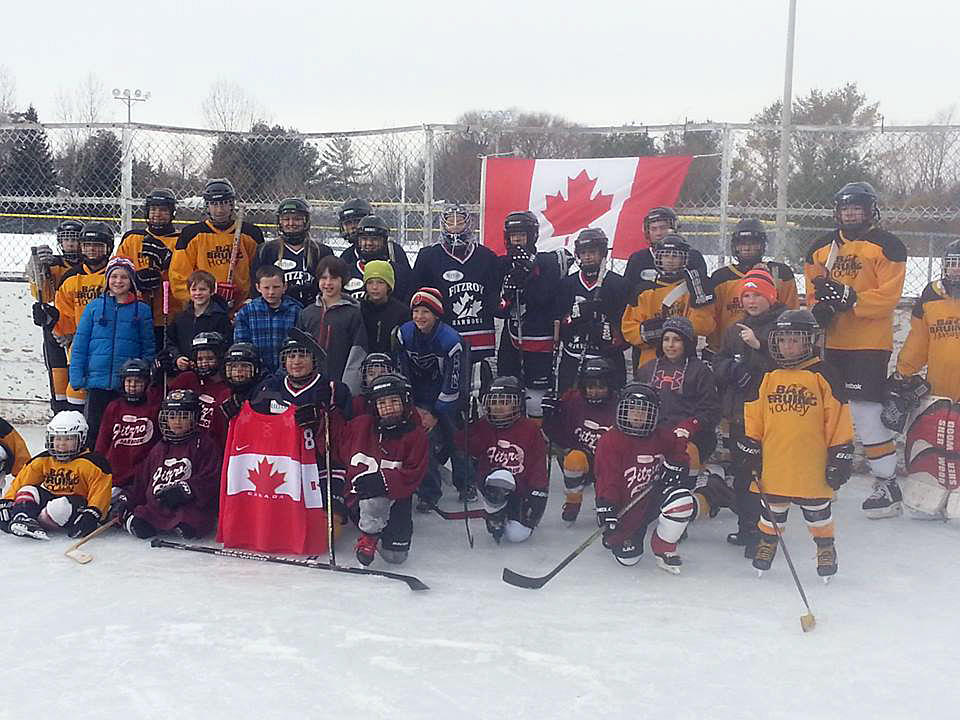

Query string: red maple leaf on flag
542 170 613 236
247 456 286 494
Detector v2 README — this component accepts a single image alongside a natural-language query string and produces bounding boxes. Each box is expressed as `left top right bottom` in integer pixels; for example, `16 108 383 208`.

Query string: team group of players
2 177 958 577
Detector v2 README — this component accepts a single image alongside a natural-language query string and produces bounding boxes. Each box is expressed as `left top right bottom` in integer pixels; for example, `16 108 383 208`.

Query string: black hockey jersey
340 242 413 303
558 269 629 361
623 246 709 301
252 238 333 306
496 249 569 353
411 243 499 358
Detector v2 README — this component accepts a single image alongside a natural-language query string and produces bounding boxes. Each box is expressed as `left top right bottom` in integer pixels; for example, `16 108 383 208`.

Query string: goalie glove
814 277 857 311
683 267 714 307
825 442 855 490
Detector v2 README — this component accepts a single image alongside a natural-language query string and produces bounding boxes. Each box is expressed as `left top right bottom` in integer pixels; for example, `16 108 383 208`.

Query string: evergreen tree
3 105 58 197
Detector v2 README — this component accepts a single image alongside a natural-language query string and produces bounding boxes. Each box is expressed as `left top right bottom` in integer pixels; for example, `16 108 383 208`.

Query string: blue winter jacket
69 294 156 391
395 320 464 415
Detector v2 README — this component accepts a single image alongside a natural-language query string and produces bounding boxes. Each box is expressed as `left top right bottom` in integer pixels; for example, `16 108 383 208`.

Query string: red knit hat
410 287 444 317
739 267 777 304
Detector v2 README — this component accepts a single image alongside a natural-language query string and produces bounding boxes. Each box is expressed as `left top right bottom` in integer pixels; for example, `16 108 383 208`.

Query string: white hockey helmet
46 411 88 461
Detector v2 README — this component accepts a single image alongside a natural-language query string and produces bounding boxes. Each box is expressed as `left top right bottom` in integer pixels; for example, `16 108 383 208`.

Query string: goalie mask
652 233 689 281
191 332 226 378
56 220 83 264
440 204 474 251
360 353 396 394
159 389 200 443
834 181 879 237
367 373 412 432
224 342 261 390
119 358 151 404
768 309 821 368
731 218 767 266
616 382 659 438
578 358 613 405
46 410 88 462
942 239 960 299
643 207 678 243
484 376 525 429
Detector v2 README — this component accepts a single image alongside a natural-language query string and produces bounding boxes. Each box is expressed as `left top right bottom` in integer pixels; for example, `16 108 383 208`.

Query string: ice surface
3 425 959 719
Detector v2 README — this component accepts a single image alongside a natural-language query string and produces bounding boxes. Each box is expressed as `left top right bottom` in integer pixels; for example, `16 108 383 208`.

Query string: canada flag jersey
461 417 548 498
95 392 162 490
217 403 329 555
542 390 616 456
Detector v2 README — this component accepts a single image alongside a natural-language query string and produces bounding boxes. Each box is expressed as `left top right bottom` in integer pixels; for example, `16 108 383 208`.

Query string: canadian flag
217 403 329 555
480 155 692 260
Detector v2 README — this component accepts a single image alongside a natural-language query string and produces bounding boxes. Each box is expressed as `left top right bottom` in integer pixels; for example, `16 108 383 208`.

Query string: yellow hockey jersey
621 279 715 369
744 359 854 499
26 256 76 303
4 450 112 517
0 417 30 478
116 228 180 324
897 280 960 402
708 261 798 350
804 228 906 352
53 264 107 338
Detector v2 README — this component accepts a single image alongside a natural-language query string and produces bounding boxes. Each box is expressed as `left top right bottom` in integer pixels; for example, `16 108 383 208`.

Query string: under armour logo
653 369 685 391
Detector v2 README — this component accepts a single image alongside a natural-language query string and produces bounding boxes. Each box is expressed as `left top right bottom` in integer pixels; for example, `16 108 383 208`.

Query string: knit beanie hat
658 316 696 358
363 259 395 291
105 256 138 292
739 267 777 305
410 287 444 317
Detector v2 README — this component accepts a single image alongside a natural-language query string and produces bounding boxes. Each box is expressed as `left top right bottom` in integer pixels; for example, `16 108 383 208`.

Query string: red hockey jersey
169 372 232 450
460 417 548 499
594 426 689 542
95 390 162 490
217 403 329 555
335 413 429 501
542 391 616 457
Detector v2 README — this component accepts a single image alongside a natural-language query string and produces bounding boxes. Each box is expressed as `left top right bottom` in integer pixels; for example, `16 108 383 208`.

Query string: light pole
775 0 797 260
112 87 151 123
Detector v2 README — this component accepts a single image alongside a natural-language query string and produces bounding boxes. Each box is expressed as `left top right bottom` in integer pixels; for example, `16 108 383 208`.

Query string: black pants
84 388 118 450
496 330 552 389
729 423 760 536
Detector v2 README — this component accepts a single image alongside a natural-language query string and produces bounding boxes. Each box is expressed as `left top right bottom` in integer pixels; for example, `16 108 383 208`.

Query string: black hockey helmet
484 375 525 428
119 358 151 404
768 308 821 368
834 181 879 236
356 215 390 261
367 373 413 431
203 177 236 203
731 218 767 265
643 206 679 241
224 342 261 389
338 198 373 242
79 222 114 266
503 211 539 256
440 204 474 249
276 197 311 243
280 328 326 378
144 188 177 220
616 382 660 437
574 228 608 276
191 331 226 378
56 219 83 262
159 388 200 442
651 233 689 279
360 352 396 393
942 239 960 298
578 358 613 404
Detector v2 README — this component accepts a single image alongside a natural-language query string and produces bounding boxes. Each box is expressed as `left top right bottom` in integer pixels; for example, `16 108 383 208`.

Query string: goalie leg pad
945 490 960 520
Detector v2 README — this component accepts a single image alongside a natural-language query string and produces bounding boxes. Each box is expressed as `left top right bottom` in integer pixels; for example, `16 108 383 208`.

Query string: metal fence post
422 125 435 247
718 124 733 264
120 124 133 233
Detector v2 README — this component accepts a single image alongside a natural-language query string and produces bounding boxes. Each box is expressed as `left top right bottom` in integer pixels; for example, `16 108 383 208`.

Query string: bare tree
55 72 107 124
201 79 266 132
0 65 16 115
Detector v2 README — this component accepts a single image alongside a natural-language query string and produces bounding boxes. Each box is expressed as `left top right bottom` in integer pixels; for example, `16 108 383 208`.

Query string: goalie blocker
902 396 960 519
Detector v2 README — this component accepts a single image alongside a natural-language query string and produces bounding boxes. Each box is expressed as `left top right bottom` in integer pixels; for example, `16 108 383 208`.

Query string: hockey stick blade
64 516 120 564
150 539 429 591
429 504 486 521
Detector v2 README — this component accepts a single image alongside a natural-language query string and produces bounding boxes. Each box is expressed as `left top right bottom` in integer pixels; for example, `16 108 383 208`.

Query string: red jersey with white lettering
461 417 548 498
169 372 232 450
95 390 162 490
336 413 429 501
542 391 616 457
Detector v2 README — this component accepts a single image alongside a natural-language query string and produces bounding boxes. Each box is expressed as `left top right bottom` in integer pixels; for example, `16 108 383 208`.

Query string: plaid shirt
234 295 302 373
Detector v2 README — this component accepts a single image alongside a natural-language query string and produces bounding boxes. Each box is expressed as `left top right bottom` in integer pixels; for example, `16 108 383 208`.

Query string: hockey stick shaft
31 247 57 407
428 504 486 520
162 280 170 396
150 538 429 591
324 394 336 567
225 205 245 285
462 360 475 548
64 516 120 563
502 486 651 589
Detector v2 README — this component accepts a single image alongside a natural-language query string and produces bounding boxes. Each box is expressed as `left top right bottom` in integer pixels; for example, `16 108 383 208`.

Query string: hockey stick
162 280 170 396
547 319 562 478
461 356 475 548
225 205 245 285
64 516 120 565
150 538 429 591
428 503 486 521
324 391 336 568
502 486 651 589
30 247 57 408
514 289 526 383
755 483 816 632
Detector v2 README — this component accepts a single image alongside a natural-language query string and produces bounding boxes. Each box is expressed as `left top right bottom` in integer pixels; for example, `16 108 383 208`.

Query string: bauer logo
443 270 464 282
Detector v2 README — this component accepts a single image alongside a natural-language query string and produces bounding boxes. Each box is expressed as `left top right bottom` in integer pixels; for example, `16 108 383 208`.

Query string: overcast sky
4 0 959 131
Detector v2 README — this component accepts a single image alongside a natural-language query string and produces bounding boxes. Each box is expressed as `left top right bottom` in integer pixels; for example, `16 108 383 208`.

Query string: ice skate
752 534 778 575
815 537 837 582
9 513 49 541
655 552 682 575
355 532 379 566
862 478 903 519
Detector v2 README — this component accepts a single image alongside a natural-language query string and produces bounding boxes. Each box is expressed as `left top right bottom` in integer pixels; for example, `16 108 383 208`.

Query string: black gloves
32 302 59 328
825 443 855 490
68 507 101 539
155 480 193 510
814 277 856 311
141 234 173 270
136 267 163 292
354 470 388 500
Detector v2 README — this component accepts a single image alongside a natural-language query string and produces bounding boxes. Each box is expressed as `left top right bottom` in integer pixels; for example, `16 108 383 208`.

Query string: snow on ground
3 425 959 720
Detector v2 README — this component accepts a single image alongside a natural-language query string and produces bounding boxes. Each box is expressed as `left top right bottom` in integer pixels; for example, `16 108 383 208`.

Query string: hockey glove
732 361 753 389
571 298 603 326
216 282 236 304
108 490 129 522
154 348 178 376
156 480 193 510
221 393 246 421
520 489 548 529
135 267 163 292
639 318 665 345
294 403 324 428
660 459 689 488
540 391 560 419
0 498 12 531
811 301 836 330
353 470 388 500
825 442 855 490
735 436 762 481
683 267 714 307
596 501 619 549
485 509 507 543
141 235 173 270
32 302 59 329
68 507 101 539
814 277 856 310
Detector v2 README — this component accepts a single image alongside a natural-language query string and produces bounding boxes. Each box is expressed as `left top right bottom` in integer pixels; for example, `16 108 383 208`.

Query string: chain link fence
1 120 959 295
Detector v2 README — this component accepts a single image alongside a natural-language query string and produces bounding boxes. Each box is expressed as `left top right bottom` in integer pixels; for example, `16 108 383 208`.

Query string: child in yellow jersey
741 309 855 580
1 411 112 541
